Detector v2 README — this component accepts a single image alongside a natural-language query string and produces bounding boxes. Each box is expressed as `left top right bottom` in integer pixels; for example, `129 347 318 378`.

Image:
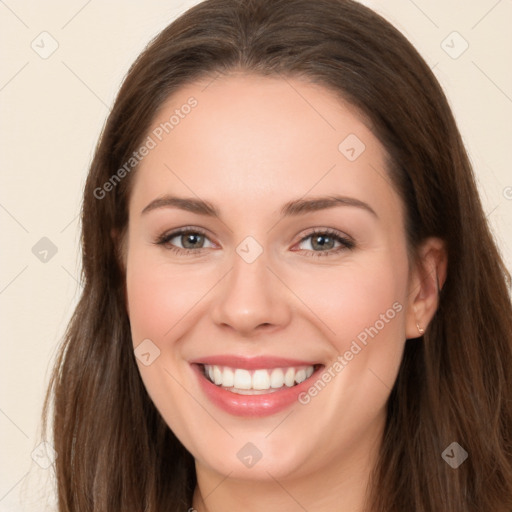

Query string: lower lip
192 364 322 417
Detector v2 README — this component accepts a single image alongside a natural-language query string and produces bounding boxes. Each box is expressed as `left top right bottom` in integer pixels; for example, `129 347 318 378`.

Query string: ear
405 237 447 339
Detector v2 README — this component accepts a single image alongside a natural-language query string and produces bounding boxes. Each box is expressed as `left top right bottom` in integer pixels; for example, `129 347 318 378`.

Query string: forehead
130 73 403 226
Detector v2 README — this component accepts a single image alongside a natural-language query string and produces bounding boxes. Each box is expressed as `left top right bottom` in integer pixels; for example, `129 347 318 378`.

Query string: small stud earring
416 322 425 335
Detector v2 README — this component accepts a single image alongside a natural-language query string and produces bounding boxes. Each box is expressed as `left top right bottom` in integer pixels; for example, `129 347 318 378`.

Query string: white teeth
295 368 306 384
222 367 234 387
270 368 285 388
284 367 295 387
234 369 252 389
203 364 316 391
252 369 270 390
213 366 223 385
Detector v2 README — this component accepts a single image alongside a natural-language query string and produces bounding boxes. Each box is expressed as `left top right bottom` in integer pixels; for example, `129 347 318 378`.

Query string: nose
210 248 292 337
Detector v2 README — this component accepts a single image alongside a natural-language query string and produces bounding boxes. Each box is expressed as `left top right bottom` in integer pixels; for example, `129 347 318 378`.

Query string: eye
154 227 215 254
295 229 355 257
154 227 355 257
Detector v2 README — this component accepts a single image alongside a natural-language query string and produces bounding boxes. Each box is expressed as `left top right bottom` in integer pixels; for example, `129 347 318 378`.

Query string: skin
124 73 447 512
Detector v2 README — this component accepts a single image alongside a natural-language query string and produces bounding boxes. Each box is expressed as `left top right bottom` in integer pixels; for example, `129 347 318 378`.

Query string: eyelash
154 226 355 258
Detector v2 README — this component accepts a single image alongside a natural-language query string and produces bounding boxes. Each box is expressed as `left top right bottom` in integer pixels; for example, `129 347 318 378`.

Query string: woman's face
125 73 420 481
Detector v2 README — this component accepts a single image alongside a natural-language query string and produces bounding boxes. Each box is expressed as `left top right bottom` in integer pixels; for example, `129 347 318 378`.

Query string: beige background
1 0 511 509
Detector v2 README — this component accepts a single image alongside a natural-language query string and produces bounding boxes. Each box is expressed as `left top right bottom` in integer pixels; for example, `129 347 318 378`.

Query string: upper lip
190 355 320 370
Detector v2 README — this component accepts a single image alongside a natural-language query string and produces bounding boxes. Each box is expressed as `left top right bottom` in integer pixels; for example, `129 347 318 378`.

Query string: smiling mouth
200 364 321 394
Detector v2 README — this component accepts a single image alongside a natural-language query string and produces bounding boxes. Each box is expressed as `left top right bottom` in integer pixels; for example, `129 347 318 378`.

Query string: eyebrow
141 194 378 218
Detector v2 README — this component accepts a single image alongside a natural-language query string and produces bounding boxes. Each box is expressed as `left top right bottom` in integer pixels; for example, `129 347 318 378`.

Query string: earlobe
405 237 448 339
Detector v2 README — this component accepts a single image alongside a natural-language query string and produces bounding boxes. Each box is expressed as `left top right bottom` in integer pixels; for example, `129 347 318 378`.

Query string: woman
42 0 512 510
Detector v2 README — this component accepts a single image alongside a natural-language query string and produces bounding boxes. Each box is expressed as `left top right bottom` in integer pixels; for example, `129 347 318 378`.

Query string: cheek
125 247 217 445
287 254 407 349
126 249 213 345
289 251 408 410
338 270 405 346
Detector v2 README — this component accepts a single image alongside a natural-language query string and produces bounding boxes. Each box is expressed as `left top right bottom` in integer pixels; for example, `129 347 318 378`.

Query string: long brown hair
42 0 512 510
